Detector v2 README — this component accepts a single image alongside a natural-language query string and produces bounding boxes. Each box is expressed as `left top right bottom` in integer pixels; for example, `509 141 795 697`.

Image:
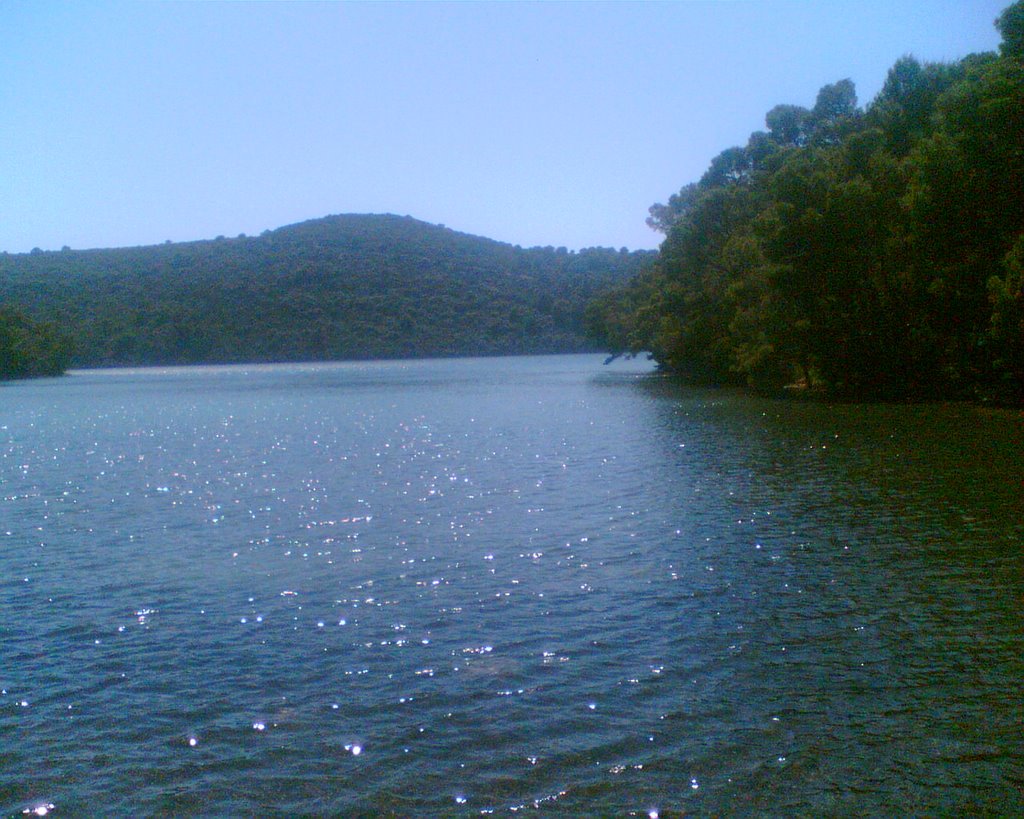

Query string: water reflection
628 377 1024 814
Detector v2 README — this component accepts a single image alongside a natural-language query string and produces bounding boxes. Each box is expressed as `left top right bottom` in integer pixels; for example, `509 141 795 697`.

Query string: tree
808 79 859 145
590 3 1024 403
646 183 700 234
997 0 1024 57
0 307 70 379
765 104 811 147
868 56 962 156
987 235 1024 402
903 16 1024 391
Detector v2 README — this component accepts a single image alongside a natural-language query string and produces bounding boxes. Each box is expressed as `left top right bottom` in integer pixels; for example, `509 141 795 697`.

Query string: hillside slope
0 214 654 367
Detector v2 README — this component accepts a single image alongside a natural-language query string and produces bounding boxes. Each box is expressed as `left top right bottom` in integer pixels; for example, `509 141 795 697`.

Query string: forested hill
0 214 654 368
586 0 1024 405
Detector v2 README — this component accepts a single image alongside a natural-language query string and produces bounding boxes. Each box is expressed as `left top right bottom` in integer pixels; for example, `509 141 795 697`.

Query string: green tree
987 235 1024 402
0 306 70 379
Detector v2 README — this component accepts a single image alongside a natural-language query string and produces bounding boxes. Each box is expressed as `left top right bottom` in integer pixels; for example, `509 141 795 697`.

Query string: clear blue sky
1 0 1009 254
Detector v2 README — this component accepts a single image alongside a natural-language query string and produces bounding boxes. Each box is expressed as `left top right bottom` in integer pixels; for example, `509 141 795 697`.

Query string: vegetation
7 3 1021 391
0 306 70 380
0 214 653 370
587 1 1024 404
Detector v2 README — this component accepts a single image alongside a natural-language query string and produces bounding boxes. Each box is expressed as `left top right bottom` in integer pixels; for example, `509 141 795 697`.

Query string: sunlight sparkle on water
6 356 1020 815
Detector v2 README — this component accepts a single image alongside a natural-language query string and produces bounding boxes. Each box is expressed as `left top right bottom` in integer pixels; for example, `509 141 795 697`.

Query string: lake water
2 354 1022 816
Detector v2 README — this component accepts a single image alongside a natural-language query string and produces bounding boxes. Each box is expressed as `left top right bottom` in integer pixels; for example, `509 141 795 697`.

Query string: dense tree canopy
0 307 70 380
0 214 653 369
587 0 1024 404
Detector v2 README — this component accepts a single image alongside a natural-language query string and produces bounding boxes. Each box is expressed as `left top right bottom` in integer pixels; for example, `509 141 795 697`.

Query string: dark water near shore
2 354 1022 816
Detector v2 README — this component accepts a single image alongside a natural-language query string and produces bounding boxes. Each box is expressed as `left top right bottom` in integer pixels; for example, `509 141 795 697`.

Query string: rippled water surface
2 355 1022 816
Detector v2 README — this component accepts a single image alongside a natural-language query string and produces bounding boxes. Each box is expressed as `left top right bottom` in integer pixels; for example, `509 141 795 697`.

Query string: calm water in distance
2 354 1022 816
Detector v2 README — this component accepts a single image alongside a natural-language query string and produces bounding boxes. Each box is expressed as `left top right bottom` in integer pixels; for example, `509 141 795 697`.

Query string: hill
0 214 654 369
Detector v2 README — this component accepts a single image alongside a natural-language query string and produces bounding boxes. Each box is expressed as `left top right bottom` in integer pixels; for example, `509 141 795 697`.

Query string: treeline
0 307 70 380
587 1 1024 403
0 214 653 369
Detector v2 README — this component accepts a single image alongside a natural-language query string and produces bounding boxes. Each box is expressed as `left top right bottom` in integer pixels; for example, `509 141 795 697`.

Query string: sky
0 0 1010 254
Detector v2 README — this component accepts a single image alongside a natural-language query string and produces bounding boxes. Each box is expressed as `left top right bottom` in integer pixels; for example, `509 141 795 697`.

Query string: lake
2 354 1022 816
